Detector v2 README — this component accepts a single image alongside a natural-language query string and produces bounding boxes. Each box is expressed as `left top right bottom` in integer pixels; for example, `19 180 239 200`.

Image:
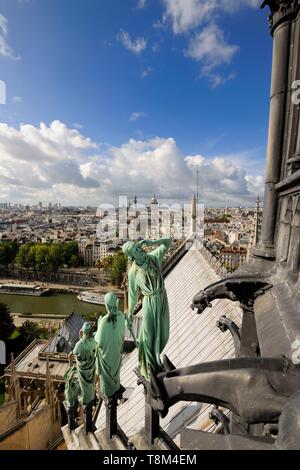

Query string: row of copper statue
63 238 171 438
63 234 300 449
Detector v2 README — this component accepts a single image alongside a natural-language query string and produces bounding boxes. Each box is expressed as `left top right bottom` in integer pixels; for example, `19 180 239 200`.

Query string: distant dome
150 195 158 205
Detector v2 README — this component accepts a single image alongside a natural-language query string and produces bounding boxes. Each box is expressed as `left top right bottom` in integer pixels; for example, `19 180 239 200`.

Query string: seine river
0 293 108 316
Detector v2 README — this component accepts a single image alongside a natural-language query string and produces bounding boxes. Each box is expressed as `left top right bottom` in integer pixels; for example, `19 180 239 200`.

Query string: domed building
149 195 158 206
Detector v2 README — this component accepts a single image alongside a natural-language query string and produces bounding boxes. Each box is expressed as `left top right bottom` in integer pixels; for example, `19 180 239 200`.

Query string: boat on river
77 292 105 305
0 283 51 297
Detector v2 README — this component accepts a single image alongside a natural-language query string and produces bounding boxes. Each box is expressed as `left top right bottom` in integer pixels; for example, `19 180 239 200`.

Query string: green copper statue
63 366 80 431
72 322 97 406
94 293 126 397
64 366 80 408
122 238 171 379
64 322 97 433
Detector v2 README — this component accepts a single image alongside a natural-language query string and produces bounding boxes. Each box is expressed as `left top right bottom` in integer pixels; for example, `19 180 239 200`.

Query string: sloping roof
96 241 242 438
5 340 71 381
42 312 84 355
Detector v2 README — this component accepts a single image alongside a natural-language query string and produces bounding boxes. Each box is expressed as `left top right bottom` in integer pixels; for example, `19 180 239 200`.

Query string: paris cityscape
0 0 300 458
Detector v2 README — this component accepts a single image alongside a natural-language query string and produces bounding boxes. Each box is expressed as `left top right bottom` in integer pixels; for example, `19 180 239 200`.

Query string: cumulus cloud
162 0 260 34
0 14 20 60
161 0 259 86
0 120 99 195
186 24 239 85
245 174 265 195
117 30 147 55
0 120 263 206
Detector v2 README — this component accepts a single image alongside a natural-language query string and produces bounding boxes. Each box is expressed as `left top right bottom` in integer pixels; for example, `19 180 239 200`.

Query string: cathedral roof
95 241 242 439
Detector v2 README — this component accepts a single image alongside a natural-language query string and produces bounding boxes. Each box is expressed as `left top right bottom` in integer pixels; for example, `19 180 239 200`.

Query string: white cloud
12 96 22 104
141 66 153 78
0 14 8 36
162 0 260 34
208 72 235 88
130 112 147 122
245 174 264 195
0 120 99 194
117 30 147 55
162 0 215 34
0 14 20 60
137 0 147 8
186 24 239 81
0 120 264 206
161 0 259 86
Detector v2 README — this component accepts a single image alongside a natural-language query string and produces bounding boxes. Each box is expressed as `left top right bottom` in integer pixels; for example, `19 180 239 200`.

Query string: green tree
101 255 114 275
111 251 127 286
16 242 33 270
62 241 79 266
0 303 14 342
28 245 38 276
0 241 19 269
18 321 40 348
95 259 102 271
35 244 50 277
46 244 64 278
70 254 79 268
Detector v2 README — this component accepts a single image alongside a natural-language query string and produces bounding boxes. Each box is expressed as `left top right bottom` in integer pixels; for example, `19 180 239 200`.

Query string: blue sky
0 0 273 206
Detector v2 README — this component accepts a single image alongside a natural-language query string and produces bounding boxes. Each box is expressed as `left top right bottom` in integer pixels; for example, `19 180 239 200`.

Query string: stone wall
0 404 62 450
1 266 99 287
0 401 18 436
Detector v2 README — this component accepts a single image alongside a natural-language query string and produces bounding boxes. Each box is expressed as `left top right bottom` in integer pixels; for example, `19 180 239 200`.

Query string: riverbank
11 313 66 328
0 292 107 318
0 278 123 297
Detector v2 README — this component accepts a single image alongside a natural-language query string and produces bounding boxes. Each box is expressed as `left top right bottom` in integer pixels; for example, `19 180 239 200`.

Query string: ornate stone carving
261 1 300 32
191 277 273 313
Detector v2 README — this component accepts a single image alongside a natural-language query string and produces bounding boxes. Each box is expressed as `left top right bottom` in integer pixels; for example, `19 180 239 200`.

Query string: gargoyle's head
191 291 212 314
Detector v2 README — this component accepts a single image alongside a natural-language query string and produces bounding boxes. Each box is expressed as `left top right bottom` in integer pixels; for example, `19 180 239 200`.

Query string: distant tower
247 195 261 261
254 195 261 246
150 195 158 207
149 195 159 239
133 195 137 206
191 195 197 237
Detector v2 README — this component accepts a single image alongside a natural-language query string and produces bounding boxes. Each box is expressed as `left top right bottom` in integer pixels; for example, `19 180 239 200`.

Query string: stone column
287 196 300 273
254 1 300 259
254 19 291 259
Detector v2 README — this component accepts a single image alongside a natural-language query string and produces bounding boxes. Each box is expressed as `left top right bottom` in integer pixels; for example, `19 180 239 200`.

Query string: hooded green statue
64 366 80 408
122 238 171 379
94 293 126 397
72 322 97 406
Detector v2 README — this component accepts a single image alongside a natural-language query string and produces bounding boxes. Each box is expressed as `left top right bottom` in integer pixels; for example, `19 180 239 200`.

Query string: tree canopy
0 303 14 343
0 241 19 269
15 241 80 274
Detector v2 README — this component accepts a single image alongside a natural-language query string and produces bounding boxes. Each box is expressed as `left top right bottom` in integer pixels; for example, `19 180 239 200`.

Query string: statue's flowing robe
128 244 170 379
94 311 125 397
64 366 80 408
73 337 97 405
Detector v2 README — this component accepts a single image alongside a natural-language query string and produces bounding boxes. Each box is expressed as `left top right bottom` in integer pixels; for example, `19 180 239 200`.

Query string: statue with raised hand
70 322 97 433
122 238 171 379
94 293 126 398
